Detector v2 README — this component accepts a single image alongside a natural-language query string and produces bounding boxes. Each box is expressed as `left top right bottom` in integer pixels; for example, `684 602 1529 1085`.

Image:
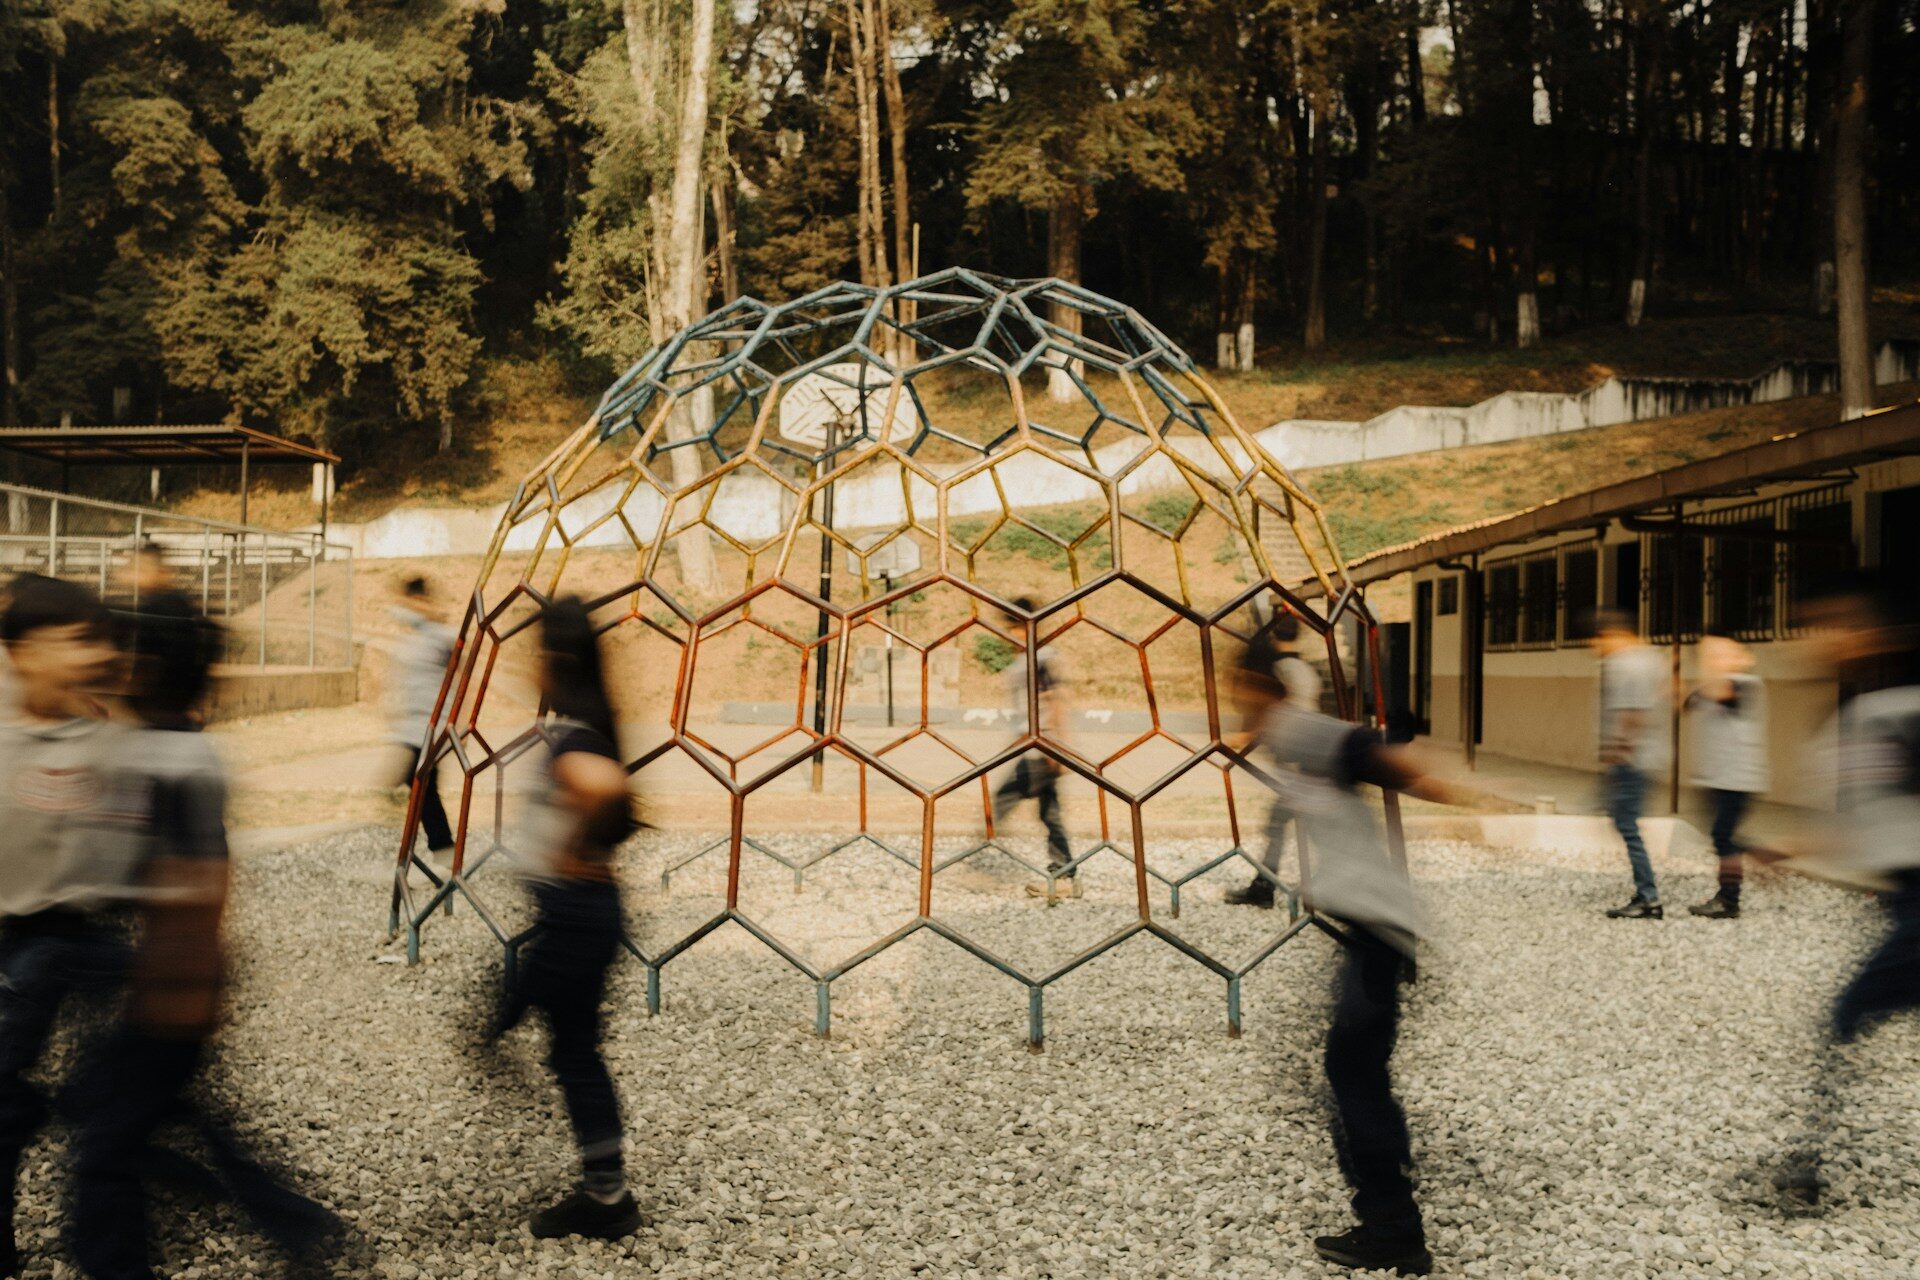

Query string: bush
972 633 1017 673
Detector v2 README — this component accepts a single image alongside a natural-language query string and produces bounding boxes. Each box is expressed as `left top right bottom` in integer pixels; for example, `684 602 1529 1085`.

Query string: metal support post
258 534 269 667
307 546 318 668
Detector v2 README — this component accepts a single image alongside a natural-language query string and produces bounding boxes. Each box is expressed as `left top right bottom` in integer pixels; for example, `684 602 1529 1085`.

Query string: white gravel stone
11 827 1919 1278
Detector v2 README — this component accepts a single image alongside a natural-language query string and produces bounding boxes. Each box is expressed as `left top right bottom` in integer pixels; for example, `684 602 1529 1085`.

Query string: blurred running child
1234 623 1483 1277
990 597 1077 899
494 598 640 1238
1591 609 1671 919
1767 575 1920 1206
1804 577 1920 1045
67 595 339 1278
389 576 457 855
0 575 126 1278
1226 609 1322 907
1682 632 1769 918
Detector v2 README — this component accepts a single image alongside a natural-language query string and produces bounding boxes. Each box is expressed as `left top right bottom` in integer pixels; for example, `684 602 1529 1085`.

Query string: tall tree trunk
1515 219 1541 348
1215 264 1234 370
877 0 911 284
1349 65 1380 321
847 0 884 287
875 0 914 357
1234 255 1256 371
630 0 720 592
711 174 738 304
1626 29 1660 327
1303 108 1329 352
47 60 60 218
1 186 17 427
1405 21 1427 125
1046 189 1085 401
1806 0 1837 315
1832 0 1876 419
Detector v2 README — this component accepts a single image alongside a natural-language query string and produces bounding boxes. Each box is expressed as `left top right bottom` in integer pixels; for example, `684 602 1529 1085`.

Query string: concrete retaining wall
205 665 358 723
321 339 1920 559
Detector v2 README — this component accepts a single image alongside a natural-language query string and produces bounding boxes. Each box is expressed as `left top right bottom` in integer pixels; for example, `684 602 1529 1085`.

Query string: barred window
1521 556 1557 647
1784 492 1854 633
1437 577 1459 616
1645 533 1704 644
1485 562 1520 648
1707 515 1777 640
1562 545 1599 641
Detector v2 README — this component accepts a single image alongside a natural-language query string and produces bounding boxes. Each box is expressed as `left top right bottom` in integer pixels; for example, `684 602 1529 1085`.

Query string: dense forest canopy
1 0 1914 469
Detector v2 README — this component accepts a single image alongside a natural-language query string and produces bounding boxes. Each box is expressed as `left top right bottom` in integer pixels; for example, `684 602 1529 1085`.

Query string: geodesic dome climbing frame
387 269 1400 1047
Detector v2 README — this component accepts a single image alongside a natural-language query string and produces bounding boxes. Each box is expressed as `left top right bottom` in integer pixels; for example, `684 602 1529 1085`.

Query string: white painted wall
317 339 1920 559
1260 340 1920 471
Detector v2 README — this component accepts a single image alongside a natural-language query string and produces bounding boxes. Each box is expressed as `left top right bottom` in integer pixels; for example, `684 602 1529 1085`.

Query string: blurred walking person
389 576 456 856
1234 624 1482 1277
1768 576 1920 1206
1592 609 1671 919
1683 633 1769 918
1226 610 1321 907
68 595 339 1278
990 597 1077 899
494 598 640 1238
0 577 127 1278
1803 577 1920 1045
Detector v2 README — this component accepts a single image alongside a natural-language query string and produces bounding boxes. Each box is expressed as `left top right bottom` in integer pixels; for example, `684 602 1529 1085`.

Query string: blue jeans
1605 764 1657 902
1707 789 1749 904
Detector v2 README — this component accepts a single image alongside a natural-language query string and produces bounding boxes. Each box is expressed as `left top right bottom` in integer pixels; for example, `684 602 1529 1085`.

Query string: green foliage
9 0 527 452
971 632 1017 674
952 506 1113 572
1141 491 1198 531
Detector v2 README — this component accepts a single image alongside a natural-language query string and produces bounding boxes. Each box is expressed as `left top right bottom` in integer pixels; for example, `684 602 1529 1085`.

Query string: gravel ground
13 827 1920 1280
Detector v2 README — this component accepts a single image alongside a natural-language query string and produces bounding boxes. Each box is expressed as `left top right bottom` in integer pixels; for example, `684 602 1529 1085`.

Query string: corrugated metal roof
0 424 337 466
1299 398 1920 594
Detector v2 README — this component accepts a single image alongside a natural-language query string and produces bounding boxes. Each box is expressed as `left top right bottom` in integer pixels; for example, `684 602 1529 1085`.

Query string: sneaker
530 1189 642 1240
1688 894 1741 919
1605 896 1664 919
1312 1224 1432 1275
1771 1149 1825 1215
1224 877 1276 907
1025 875 1081 900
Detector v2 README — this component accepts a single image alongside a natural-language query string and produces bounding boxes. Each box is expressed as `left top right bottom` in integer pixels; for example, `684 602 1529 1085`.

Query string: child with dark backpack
65 593 341 1279
1233 623 1484 1277
493 597 641 1239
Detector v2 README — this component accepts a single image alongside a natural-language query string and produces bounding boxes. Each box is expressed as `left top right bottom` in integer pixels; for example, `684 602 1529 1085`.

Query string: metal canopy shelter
0 424 340 531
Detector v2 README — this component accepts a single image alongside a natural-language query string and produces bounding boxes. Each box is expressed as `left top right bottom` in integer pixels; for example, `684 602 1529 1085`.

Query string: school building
1330 402 1920 812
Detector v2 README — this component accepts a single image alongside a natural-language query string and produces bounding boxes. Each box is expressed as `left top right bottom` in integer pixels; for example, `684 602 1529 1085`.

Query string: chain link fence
0 482 353 669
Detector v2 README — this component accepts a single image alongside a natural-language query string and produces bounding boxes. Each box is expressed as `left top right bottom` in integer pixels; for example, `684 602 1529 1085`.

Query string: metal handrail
0 481 354 670
0 479 349 556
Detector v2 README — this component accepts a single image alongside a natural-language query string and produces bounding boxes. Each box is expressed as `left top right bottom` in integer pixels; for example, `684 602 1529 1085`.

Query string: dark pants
992 757 1071 875
1259 804 1294 875
1324 925 1421 1236
1604 763 1657 902
510 880 625 1182
1707 788 1750 904
1834 870 1920 1044
0 915 130 1271
68 1030 201 1280
403 747 453 852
